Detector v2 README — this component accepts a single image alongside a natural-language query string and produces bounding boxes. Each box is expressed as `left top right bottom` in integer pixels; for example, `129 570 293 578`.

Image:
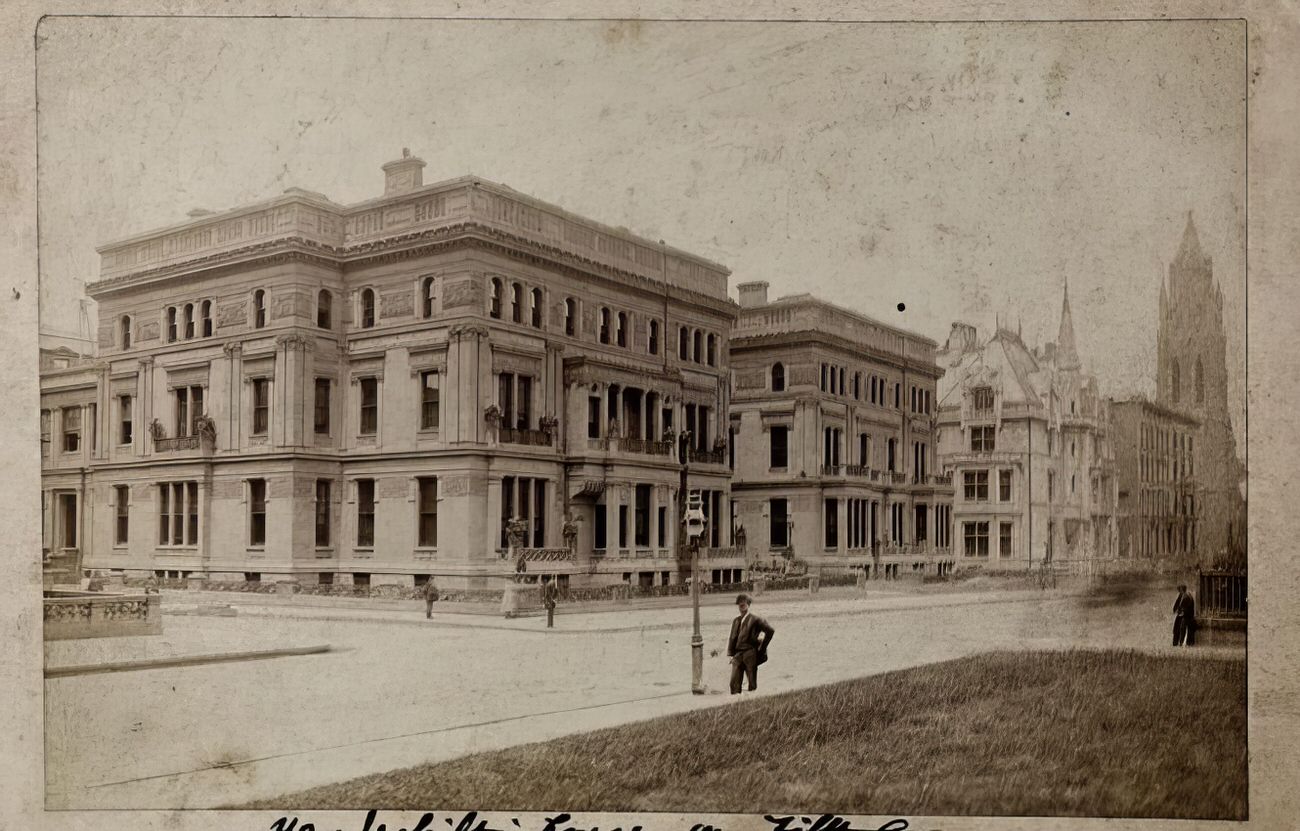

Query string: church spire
1056 278 1081 371
1174 210 1211 273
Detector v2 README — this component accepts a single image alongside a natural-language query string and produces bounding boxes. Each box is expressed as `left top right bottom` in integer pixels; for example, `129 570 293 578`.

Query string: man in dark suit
423 576 440 619
727 593 775 694
1172 584 1196 646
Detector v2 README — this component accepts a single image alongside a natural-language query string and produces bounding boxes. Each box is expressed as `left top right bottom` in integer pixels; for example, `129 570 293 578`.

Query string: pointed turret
1174 211 1212 274
1056 278 1081 371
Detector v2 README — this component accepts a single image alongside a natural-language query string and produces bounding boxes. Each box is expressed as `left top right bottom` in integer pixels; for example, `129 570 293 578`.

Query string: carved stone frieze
137 321 161 342
443 277 483 309
380 289 414 319
734 369 767 390
217 301 248 328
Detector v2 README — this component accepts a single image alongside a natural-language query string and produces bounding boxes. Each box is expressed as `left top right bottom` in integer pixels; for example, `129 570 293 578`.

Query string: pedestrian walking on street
727 593 774 695
423 576 440 619
542 577 558 628
1172 583 1196 646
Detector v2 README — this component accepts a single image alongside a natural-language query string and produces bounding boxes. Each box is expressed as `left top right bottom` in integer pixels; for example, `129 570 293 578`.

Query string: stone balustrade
43 590 162 641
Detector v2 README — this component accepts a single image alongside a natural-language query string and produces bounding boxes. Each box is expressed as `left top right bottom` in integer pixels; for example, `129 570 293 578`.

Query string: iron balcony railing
154 435 202 452
618 437 675 456
500 428 552 446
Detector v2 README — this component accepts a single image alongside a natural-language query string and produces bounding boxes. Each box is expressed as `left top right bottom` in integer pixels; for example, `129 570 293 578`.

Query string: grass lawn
245 649 1246 819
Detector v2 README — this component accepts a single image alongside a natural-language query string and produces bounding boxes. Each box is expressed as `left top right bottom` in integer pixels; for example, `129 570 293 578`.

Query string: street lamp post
681 429 706 695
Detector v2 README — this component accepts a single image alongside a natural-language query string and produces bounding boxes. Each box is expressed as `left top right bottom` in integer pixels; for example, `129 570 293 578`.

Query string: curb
44 644 332 678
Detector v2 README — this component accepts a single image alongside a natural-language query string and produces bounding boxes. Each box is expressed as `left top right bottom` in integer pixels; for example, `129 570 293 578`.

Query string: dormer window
972 386 994 413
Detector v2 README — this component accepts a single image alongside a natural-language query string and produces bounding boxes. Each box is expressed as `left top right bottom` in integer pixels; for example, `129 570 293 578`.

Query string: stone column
446 324 488 445
138 357 154 458
222 344 242 453
275 334 312 448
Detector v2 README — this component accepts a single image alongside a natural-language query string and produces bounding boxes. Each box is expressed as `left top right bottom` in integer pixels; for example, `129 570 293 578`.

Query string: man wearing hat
727 593 775 694
1172 583 1196 646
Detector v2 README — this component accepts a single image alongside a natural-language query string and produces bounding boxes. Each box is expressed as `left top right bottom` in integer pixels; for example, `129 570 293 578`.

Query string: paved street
44 584 1235 809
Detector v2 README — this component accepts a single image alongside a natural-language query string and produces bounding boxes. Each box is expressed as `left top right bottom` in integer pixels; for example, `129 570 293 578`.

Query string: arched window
511 282 523 324
853 372 861 400
531 288 543 328
771 362 785 392
489 278 502 319
706 334 716 366
678 326 689 359
599 308 611 344
616 312 627 347
421 277 436 319
167 307 178 342
1170 359 1181 404
183 303 195 339
692 329 702 363
360 288 375 329
1195 357 1204 403
564 298 577 336
120 316 132 350
648 320 659 355
200 300 213 337
317 291 332 329
253 290 267 329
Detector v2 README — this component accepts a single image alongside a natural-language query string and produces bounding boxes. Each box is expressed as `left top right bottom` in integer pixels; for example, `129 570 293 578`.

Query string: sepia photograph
17 7 1267 828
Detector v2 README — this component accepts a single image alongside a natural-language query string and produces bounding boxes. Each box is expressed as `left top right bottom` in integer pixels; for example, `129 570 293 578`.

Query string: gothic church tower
1156 213 1245 561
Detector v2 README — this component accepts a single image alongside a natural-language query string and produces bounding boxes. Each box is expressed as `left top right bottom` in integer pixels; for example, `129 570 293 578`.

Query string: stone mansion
40 151 739 589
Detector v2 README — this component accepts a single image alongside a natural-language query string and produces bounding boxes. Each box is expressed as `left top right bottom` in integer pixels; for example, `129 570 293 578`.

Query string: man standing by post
423 575 440 619
727 593 774 695
542 577 558 628
1172 583 1196 646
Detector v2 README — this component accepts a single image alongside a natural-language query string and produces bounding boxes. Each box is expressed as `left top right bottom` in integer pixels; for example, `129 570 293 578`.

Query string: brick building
1111 397 1200 560
728 282 955 578
40 151 737 589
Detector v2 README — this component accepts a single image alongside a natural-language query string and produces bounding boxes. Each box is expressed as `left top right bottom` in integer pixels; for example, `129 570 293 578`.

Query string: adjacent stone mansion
40 151 739 589
729 282 955 577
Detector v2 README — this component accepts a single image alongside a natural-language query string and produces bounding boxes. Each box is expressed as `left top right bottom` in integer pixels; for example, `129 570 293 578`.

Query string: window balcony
692 448 727 465
499 428 553 446
154 435 202 452
618 437 674 456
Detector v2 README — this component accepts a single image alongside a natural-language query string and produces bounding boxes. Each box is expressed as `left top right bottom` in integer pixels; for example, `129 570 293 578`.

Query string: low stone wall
43 591 162 641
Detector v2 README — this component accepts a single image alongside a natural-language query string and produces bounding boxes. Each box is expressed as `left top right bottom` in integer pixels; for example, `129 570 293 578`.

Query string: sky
35 17 1246 440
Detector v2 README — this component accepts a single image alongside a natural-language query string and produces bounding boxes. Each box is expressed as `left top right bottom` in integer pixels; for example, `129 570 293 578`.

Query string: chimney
382 147 426 196
737 281 770 308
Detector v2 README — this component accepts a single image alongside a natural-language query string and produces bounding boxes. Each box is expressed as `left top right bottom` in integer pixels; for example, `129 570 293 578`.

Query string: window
420 371 440 430
588 396 601 438
530 288 543 328
315 480 331 547
594 502 607 550
422 277 436 319
894 383 901 409
820 364 827 392
1000 522 1013 557
356 479 375 547
971 426 996 452
254 290 267 329
1170 359 1180 404
114 485 129 545
887 437 896 472
911 386 917 413
184 303 195 339
359 378 378 435
252 379 270 435
40 410 49 456
490 278 503 319
963 521 990 557
1048 471 1055 501
858 433 869 467
635 484 650 547
1195 357 1204 403
167 307 178 342
648 320 659 354
824 499 839 548
706 334 716 366
999 469 1012 501
498 372 532 430
248 479 266 546
157 481 199 546
770 499 789 548
963 470 989 501
565 298 577 336
318 290 333 329
771 362 785 392
599 308 611 344
360 289 375 329
201 300 213 337
174 386 204 437
678 326 688 359
119 394 133 445
120 316 132 349
616 312 627 347
417 478 438 547
770 425 789 468
62 407 81 452
693 330 702 363
314 378 331 435
973 386 994 412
